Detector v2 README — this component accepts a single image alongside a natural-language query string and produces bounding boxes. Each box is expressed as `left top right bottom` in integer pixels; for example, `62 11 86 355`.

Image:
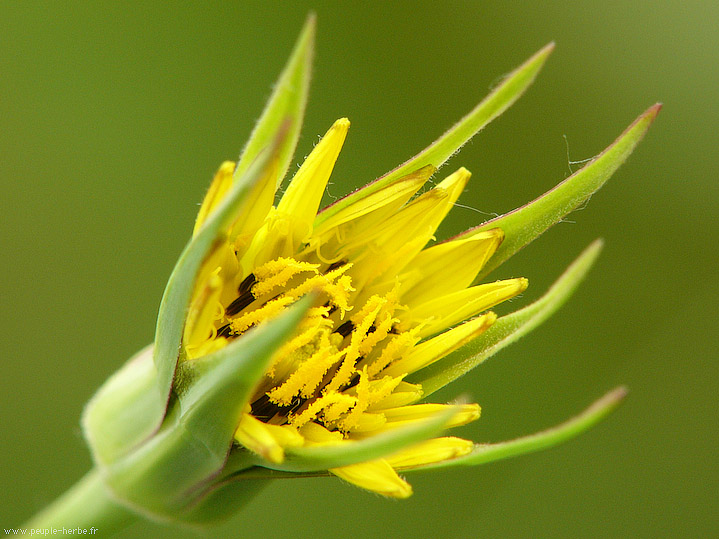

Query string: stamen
230 296 295 334
238 272 257 294
335 320 354 337
325 260 347 273
225 290 255 316
216 323 233 339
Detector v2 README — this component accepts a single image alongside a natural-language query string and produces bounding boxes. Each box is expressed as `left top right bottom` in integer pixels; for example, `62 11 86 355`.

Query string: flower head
79 15 659 524
185 117 526 497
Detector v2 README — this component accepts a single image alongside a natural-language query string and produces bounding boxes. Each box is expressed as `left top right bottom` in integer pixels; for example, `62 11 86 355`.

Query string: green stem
25 468 139 535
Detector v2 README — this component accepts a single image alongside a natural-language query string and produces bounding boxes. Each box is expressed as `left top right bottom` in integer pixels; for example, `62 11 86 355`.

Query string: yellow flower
29 16 658 534
159 16 659 501
185 117 527 497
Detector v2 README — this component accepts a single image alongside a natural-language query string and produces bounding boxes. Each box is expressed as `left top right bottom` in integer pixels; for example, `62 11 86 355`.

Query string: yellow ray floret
277 119 350 235
234 413 304 464
307 165 436 260
193 161 235 237
385 436 475 469
330 459 413 499
299 422 412 498
183 270 223 358
398 228 504 305
379 403 481 431
382 312 497 377
367 381 424 410
243 119 350 267
400 278 528 337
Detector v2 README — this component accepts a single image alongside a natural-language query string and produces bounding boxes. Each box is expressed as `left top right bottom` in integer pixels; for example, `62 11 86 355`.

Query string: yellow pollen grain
324 297 384 394
323 394 358 425
252 257 320 298
290 391 355 428
268 335 341 404
336 368 372 430
230 295 295 334
283 263 353 300
367 329 421 378
359 311 397 355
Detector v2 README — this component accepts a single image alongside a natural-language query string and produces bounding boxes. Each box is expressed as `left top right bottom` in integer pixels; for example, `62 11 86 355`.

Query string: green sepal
176 296 313 460
473 104 661 282
153 136 283 430
103 299 309 519
232 13 314 189
409 387 627 471
82 344 159 466
411 239 603 397
315 43 554 227
237 403 459 473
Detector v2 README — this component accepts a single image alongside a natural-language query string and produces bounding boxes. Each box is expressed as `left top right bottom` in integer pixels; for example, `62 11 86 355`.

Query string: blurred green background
2 2 716 537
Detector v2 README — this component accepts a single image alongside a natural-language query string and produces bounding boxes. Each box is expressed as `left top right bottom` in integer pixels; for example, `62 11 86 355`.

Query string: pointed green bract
473 104 661 282
233 13 314 189
315 43 554 228
178 297 312 458
412 239 604 396
153 143 280 431
152 17 315 415
411 387 627 471
242 404 458 473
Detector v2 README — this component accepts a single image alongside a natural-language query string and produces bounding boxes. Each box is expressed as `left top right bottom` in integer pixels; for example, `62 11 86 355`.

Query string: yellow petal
234 413 304 463
367 381 424 410
400 278 528 337
299 419 345 444
381 403 481 429
385 436 474 469
238 119 350 269
382 312 496 377
330 459 413 498
193 161 235 237
183 269 223 356
276 118 350 246
227 153 281 256
398 228 504 305
348 167 471 294
306 165 435 261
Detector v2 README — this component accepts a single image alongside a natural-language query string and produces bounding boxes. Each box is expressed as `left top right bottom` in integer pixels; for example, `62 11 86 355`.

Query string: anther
250 394 275 422
238 273 257 295
335 320 355 337
323 301 338 316
216 323 233 339
325 260 347 273
226 291 255 316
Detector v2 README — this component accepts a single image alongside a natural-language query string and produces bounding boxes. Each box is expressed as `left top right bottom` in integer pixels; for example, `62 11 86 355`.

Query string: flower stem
25 468 138 535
